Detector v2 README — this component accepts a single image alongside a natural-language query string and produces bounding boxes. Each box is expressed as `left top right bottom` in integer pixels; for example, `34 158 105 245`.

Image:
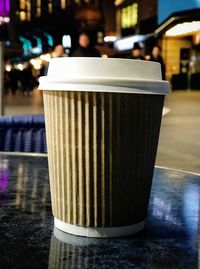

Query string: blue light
19 36 32 56
33 35 42 49
43 32 54 47
31 47 42 54
158 0 200 24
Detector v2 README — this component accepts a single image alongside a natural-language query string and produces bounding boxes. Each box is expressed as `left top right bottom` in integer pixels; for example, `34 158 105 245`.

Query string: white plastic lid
38 58 170 95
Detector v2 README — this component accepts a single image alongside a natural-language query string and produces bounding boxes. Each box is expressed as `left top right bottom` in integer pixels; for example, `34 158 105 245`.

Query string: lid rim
38 76 170 95
38 82 169 96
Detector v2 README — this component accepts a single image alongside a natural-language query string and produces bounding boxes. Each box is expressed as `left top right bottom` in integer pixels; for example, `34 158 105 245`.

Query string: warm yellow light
30 59 42 70
48 3 52 13
172 65 177 71
166 21 200 36
19 11 26 21
27 1 31 21
37 7 41 17
34 64 42 70
27 0 31 11
121 3 138 29
20 0 26 10
30 59 41 65
194 31 200 45
5 65 12 72
37 0 41 16
17 64 25 71
26 0 31 21
27 12 31 21
37 0 41 7
40 53 51 62
61 0 66 9
115 0 124 6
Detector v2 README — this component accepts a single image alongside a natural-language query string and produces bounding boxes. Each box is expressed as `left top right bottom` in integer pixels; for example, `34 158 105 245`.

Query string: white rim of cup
54 218 145 238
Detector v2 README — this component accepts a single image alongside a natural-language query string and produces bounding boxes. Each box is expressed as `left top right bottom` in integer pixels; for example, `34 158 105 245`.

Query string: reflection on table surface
0 154 199 269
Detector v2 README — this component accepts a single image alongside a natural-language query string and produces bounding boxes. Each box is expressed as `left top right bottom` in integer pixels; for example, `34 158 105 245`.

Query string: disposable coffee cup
39 58 170 238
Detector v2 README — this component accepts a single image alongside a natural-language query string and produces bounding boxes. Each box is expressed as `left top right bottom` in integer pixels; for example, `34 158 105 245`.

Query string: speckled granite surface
0 154 199 269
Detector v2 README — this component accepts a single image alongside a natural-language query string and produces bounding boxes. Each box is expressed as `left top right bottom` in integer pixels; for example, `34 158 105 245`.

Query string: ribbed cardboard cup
39 58 170 238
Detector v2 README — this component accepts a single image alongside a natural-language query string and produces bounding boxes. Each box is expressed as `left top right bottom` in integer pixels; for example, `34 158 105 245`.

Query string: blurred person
42 44 66 76
130 42 145 60
72 32 101 57
150 46 166 80
4 67 18 95
51 44 65 58
4 69 11 94
20 63 34 96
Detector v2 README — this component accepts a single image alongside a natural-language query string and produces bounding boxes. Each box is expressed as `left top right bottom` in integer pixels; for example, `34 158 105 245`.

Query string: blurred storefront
0 0 116 57
114 3 200 89
156 9 200 89
115 0 158 37
113 0 159 56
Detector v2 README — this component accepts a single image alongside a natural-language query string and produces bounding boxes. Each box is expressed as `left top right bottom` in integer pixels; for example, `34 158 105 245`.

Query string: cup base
54 218 145 238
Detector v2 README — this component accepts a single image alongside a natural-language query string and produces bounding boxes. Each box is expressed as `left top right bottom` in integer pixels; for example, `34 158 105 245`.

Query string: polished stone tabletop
0 154 199 269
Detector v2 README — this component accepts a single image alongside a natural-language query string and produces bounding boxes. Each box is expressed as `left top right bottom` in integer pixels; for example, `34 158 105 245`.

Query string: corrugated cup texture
43 91 164 228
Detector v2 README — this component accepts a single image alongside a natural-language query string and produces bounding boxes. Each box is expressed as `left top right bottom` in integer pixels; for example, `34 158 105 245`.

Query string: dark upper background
1 0 199 55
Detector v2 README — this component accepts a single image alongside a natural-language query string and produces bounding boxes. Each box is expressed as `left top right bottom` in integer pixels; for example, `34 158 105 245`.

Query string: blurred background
0 0 200 172
1 0 200 89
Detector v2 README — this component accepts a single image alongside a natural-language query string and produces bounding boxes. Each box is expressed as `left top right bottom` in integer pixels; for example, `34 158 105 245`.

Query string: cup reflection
0 159 9 192
48 227 100 269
